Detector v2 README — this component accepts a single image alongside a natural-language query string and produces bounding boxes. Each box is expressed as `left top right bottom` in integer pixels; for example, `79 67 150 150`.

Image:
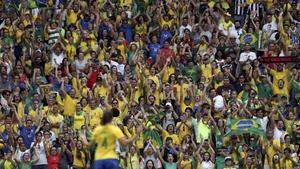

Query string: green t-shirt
257 83 272 99
19 162 31 169
163 162 178 169
2 37 14 46
291 80 300 101
216 156 225 169
182 66 198 82
27 0 37 9
215 130 224 149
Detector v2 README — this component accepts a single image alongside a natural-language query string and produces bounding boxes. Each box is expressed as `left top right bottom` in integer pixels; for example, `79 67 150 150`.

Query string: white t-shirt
30 141 48 165
75 59 88 70
273 127 286 140
239 51 257 62
110 60 125 75
201 161 214 169
213 95 225 111
230 28 244 44
15 149 30 162
51 52 65 67
253 116 268 132
179 24 192 37
262 21 278 36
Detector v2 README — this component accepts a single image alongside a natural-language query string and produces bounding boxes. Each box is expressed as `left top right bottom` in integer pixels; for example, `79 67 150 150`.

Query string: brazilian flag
240 33 259 50
143 112 165 146
225 119 265 137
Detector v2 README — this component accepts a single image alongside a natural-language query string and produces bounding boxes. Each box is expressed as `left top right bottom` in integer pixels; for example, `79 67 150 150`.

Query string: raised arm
118 126 143 146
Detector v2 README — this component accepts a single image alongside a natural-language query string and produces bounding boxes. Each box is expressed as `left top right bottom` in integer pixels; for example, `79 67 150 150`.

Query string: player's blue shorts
94 159 119 169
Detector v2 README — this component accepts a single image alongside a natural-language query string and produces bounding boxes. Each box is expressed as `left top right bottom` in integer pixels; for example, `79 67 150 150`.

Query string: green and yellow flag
226 119 265 137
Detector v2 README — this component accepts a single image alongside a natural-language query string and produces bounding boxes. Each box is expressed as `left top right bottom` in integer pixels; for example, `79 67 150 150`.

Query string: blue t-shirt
148 43 161 61
118 24 133 42
19 125 37 149
98 23 111 40
80 19 93 30
160 30 173 44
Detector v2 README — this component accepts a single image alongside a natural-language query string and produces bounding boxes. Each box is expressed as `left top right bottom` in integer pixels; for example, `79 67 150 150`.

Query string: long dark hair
75 140 88 166
101 110 113 125
144 160 156 169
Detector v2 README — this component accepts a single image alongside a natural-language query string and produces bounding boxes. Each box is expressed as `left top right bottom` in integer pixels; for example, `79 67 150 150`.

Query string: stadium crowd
0 0 300 168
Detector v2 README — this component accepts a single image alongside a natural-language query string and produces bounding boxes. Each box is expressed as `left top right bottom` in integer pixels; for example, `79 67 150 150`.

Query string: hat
24 11 30 15
3 146 12 153
2 89 11 95
101 61 110 69
225 156 232 161
184 96 191 100
146 58 153 66
68 24 77 30
225 12 231 17
219 36 226 40
222 64 232 69
165 102 172 107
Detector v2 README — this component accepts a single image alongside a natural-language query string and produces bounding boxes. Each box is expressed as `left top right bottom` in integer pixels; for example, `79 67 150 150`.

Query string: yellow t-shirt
47 113 64 136
180 159 192 169
66 44 77 61
148 75 160 88
117 44 126 59
263 139 281 166
124 126 144 149
4 26 14 36
98 48 106 61
160 19 172 28
280 158 296 169
126 154 140 169
176 121 192 143
131 87 142 103
44 62 52 75
180 83 190 102
66 10 78 25
198 44 208 56
3 160 15 169
80 86 90 98
283 119 294 134
89 108 103 128
73 148 87 168
120 0 132 7
28 108 46 120
135 23 147 35
72 31 79 43
74 111 86 130
114 99 128 123
63 95 77 116
180 103 194 114
16 29 24 43
23 19 31 27
162 130 180 145
163 66 175 83
173 84 181 101
92 123 125 160
270 69 289 86
16 102 25 119
200 64 212 81
272 85 289 97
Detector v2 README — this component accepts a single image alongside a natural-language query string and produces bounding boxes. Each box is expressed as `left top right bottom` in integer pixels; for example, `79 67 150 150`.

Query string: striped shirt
247 3 264 19
234 0 246 16
48 28 60 44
